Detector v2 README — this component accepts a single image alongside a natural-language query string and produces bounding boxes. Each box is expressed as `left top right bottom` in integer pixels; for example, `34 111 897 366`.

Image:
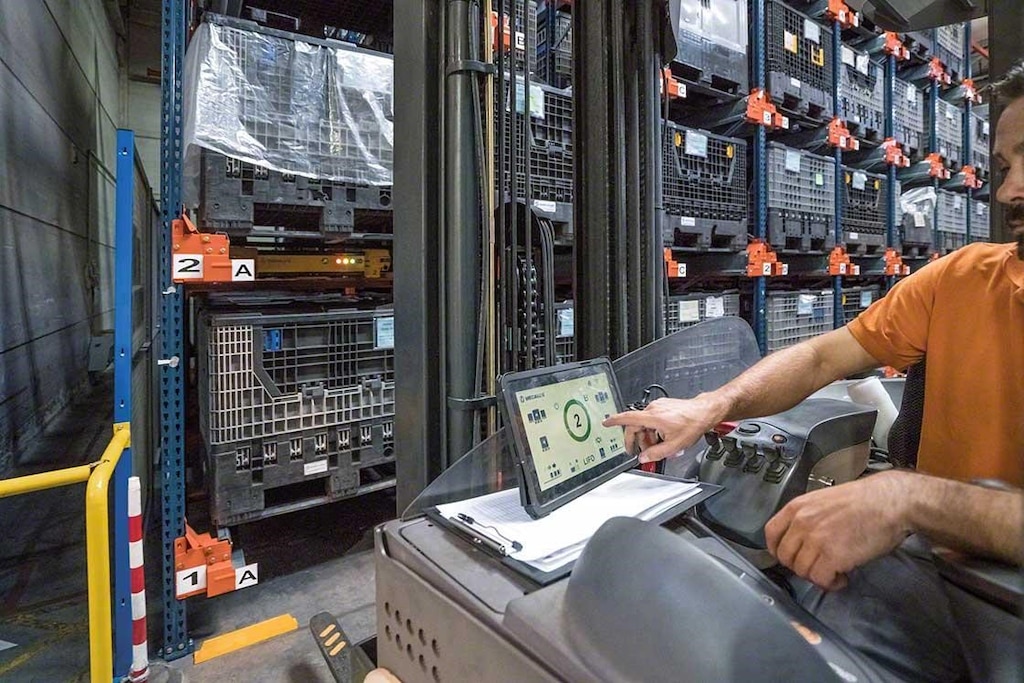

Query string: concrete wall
0 0 123 473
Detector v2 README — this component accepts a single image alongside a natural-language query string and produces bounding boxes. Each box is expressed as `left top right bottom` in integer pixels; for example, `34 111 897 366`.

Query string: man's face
993 96 1024 259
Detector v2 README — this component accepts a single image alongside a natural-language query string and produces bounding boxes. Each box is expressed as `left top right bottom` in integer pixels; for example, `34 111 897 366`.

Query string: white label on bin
533 199 557 214
946 106 955 120
235 563 259 590
304 459 328 476
785 150 802 173
558 307 575 337
906 84 917 103
172 254 204 280
784 31 799 54
849 231 860 241
797 294 816 315
856 54 870 75
814 173 825 187
512 83 546 119
685 131 708 158
375 316 395 349
853 172 867 190
677 263 687 278
914 212 927 227
841 46 855 67
804 19 821 44
679 216 697 227
678 300 701 323
791 77 802 90
982 120 990 135
954 194 963 209
977 202 985 215
176 565 207 598
860 290 874 308
231 259 255 281
705 296 725 319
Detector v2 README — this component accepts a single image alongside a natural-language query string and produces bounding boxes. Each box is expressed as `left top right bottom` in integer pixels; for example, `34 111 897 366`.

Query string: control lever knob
704 431 722 450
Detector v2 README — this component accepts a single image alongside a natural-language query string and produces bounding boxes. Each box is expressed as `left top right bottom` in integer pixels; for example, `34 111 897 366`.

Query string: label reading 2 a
172 254 204 280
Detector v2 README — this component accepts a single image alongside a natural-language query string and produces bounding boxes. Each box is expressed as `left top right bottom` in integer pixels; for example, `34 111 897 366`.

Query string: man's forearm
707 328 879 425
902 472 1024 565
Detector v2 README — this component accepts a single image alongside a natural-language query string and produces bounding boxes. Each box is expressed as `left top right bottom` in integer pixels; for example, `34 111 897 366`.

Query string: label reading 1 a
176 564 207 598
173 254 204 280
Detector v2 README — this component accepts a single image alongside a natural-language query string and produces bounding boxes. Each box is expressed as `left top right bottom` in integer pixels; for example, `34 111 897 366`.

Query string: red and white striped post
128 476 149 683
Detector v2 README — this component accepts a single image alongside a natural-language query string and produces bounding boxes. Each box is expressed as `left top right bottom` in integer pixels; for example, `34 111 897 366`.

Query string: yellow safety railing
0 423 131 683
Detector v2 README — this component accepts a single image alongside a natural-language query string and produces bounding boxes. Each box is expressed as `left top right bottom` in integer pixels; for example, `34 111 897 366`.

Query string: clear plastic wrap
182 14 393 189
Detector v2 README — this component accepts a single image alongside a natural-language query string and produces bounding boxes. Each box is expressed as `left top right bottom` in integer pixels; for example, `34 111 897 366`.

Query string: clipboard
426 472 724 586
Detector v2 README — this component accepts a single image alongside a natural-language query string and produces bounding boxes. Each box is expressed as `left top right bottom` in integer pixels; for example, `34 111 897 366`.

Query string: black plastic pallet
662 122 748 252
199 150 393 236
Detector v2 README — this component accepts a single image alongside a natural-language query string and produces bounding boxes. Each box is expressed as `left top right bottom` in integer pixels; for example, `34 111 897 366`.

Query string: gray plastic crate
893 78 925 156
936 189 967 236
765 143 836 253
198 306 395 447
554 301 575 365
935 230 966 253
662 123 748 251
936 24 965 81
841 167 897 255
900 190 935 252
765 289 834 352
840 285 880 324
496 78 573 207
766 0 833 119
838 45 884 140
665 291 741 334
494 0 537 76
970 111 990 178
199 149 393 235
972 200 990 242
673 0 749 94
930 99 964 168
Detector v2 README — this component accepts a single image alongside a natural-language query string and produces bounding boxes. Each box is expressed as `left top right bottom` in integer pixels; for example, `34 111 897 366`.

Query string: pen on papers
450 513 523 554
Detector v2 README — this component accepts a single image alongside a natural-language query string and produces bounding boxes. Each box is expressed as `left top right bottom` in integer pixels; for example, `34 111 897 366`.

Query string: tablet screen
514 371 626 491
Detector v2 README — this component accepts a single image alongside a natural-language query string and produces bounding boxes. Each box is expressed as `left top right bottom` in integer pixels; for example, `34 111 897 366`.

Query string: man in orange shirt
606 64 1024 681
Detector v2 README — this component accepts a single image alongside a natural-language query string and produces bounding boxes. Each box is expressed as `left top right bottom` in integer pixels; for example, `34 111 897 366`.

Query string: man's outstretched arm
765 470 1024 590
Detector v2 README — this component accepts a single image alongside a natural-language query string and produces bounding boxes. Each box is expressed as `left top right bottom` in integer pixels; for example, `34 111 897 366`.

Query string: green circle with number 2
563 399 592 443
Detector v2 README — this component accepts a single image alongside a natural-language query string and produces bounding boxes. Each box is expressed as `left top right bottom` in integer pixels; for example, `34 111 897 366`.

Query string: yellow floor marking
329 641 347 657
318 624 336 639
194 614 299 664
324 632 340 647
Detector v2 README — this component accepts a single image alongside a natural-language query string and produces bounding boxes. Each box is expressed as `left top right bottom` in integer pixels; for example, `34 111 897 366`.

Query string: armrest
932 548 1023 616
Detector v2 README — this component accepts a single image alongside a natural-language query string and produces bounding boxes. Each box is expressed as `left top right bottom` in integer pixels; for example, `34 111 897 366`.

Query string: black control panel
697 399 876 549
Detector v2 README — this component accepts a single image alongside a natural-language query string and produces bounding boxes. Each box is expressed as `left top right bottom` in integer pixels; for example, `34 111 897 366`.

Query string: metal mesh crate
765 143 836 253
972 200 990 242
662 123 748 251
936 189 967 236
931 99 964 168
841 167 896 255
970 111 990 177
496 78 574 206
198 149 393 235
840 285 880 324
537 3 571 89
665 291 741 334
893 78 925 156
198 305 395 447
936 24 965 81
766 0 833 118
838 45 884 139
673 0 749 94
765 289 834 352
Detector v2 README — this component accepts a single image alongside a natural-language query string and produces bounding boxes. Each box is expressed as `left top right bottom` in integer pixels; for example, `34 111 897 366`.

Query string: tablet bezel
497 358 638 518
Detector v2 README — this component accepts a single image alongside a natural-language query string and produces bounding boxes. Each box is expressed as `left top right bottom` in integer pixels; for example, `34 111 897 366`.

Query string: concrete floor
0 376 393 681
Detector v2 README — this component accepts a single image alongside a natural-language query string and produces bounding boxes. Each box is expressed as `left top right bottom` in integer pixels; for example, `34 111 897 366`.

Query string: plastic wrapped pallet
183 14 394 189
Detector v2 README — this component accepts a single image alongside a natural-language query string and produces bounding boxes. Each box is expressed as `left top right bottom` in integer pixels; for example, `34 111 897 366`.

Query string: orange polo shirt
847 243 1024 486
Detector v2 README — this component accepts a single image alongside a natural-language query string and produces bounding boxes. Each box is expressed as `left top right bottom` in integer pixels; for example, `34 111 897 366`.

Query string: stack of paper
435 472 700 573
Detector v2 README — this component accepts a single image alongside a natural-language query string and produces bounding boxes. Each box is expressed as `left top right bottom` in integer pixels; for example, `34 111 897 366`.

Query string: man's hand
602 393 727 463
765 471 913 590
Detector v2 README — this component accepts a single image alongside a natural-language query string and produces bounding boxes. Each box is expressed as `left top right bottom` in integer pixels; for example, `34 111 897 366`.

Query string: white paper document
436 472 700 573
